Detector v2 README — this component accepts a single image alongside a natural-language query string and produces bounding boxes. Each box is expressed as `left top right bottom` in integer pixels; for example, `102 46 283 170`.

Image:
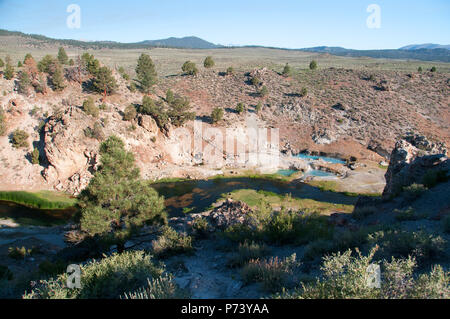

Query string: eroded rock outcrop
382 134 449 198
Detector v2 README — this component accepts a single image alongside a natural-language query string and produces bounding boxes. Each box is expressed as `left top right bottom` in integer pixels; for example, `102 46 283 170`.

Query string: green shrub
165 89 175 104
430 66 436 72
122 275 188 299
182 61 198 76
203 56 215 68
394 207 418 221
10 129 29 148
224 208 333 246
282 63 291 77
84 122 104 141
241 254 299 292
152 226 193 258
309 60 317 70
417 66 423 72
211 107 224 123
368 230 446 263
251 76 261 86
228 241 271 267
236 103 245 114
300 87 308 97
82 97 99 117
31 147 40 165
24 251 164 299
191 217 210 238
276 246 449 299
255 102 262 114
123 104 137 121
259 85 268 97
402 183 427 201
8 246 36 260
226 66 234 75
0 107 7 136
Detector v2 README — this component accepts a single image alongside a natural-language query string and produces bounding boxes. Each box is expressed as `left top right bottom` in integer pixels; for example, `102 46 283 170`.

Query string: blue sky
0 0 449 49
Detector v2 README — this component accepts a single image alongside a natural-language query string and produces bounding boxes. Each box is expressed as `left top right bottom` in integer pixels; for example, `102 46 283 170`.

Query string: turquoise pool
295 153 345 164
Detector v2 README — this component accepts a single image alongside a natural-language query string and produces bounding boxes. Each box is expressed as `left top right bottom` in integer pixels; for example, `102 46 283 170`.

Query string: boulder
382 134 449 198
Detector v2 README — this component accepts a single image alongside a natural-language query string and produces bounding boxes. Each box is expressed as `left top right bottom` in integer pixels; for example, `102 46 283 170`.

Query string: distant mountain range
1 29 449 62
400 43 450 50
138 36 221 49
297 46 450 63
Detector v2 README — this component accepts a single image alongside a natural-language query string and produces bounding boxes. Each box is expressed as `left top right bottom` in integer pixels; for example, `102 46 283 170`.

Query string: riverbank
0 191 76 210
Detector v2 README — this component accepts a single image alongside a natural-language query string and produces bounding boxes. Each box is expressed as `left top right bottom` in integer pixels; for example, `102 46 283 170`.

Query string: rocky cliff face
383 134 448 198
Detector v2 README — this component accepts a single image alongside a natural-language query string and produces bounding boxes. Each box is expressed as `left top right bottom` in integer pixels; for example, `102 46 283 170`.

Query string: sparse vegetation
241 254 299 292
282 63 291 77
24 251 164 299
203 56 215 68
31 147 40 165
309 60 318 70
123 104 137 121
0 107 6 136
82 97 99 117
276 246 449 299
236 102 245 114
152 226 193 258
182 61 198 76
123 275 188 299
10 129 29 148
211 107 224 123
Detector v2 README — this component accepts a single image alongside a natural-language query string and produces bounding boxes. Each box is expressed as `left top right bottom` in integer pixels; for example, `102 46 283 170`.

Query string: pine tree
282 63 291 77
259 85 269 97
211 107 223 123
255 101 262 114
167 97 195 127
135 54 157 93
18 71 31 95
93 66 117 97
38 55 57 73
51 64 66 91
4 56 14 80
23 53 33 64
236 103 245 114
57 47 69 65
166 89 175 104
78 136 166 252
